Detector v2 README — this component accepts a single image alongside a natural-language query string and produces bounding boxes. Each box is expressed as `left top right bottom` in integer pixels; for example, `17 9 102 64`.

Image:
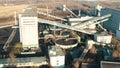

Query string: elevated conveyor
38 18 92 34
72 14 111 28
38 11 67 21
3 29 17 51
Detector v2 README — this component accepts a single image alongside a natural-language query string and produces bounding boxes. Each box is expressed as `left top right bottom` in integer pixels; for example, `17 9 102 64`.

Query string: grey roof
48 46 64 56
101 61 120 68
0 57 46 64
21 6 37 17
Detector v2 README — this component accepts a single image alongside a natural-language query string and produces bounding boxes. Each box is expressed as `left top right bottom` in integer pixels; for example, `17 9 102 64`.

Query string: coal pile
56 38 78 45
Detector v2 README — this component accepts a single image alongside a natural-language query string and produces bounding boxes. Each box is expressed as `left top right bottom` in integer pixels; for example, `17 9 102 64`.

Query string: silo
19 6 39 52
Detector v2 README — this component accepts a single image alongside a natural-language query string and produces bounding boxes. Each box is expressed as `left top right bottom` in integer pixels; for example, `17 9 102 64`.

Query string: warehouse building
101 8 120 40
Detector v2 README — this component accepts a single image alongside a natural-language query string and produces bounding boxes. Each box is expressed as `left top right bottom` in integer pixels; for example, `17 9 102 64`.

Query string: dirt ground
0 4 28 26
0 1 119 26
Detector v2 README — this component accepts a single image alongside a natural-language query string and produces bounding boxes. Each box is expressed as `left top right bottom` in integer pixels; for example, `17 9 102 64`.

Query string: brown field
0 4 28 26
0 1 119 26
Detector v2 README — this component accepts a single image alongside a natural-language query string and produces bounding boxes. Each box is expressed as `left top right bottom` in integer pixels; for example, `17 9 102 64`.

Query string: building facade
19 6 39 50
101 8 120 40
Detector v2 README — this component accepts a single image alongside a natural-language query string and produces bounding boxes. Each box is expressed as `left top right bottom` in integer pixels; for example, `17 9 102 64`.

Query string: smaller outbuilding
94 32 112 44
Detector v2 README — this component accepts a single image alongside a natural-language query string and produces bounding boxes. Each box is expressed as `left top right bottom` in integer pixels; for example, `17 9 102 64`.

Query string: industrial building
0 57 47 67
48 46 65 68
19 6 39 52
0 4 119 68
101 61 120 68
101 8 120 40
94 32 112 44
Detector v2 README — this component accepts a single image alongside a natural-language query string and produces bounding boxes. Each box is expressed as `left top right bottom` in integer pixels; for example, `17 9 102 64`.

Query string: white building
19 6 39 50
48 46 65 68
94 33 112 44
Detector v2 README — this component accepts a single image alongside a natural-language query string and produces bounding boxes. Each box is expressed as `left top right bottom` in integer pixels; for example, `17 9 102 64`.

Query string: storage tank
55 38 78 49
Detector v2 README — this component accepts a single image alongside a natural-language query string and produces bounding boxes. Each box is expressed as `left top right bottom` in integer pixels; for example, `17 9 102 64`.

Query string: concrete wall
81 63 99 68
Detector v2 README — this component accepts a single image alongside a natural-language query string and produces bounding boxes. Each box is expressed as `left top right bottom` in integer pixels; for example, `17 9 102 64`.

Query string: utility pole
14 11 17 25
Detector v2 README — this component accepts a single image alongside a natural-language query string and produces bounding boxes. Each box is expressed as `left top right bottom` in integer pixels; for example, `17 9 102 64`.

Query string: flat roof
94 32 111 36
101 61 120 68
21 6 37 17
0 57 46 64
